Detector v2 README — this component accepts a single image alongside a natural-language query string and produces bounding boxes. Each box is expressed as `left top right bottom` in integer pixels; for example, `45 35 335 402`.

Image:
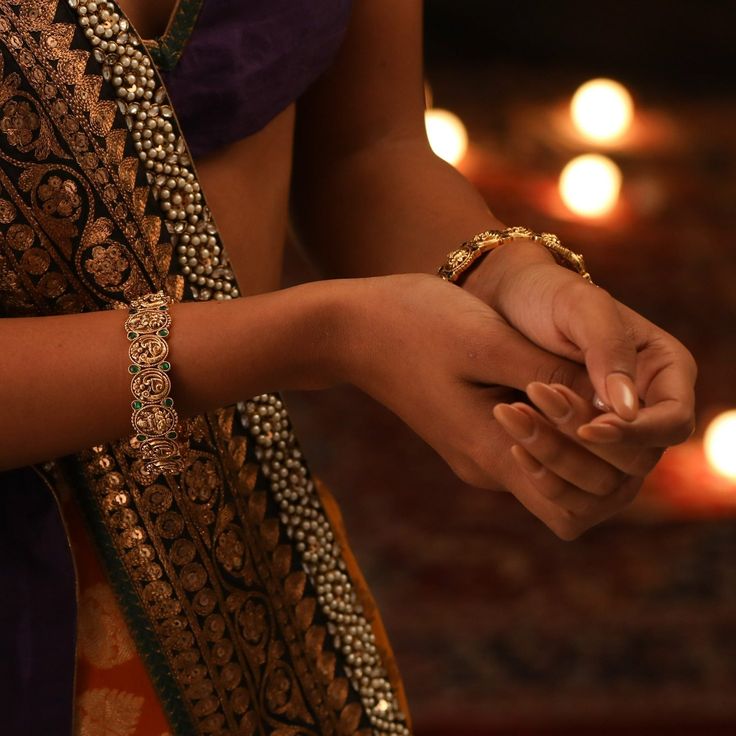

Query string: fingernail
494 404 535 441
511 444 545 477
606 373 638 421
592 393 611 413
577 423 624 444
527 382 572 422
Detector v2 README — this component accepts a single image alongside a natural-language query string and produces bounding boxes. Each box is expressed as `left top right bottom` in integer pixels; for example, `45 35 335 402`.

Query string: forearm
292 137 505 278
0 280 343 470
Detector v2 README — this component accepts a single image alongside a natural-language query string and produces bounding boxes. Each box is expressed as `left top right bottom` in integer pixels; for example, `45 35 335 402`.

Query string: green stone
132 400 143 410
160 361 171 371
136 434 146 441
167 431 178 439
127 331 138 339
159 305 168 311
163 397 173 407
158 328 169 337
128 364 140 374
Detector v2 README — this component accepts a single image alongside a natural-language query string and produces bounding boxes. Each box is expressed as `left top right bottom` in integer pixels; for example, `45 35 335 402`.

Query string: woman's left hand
462 238 698 447
462 238 697 537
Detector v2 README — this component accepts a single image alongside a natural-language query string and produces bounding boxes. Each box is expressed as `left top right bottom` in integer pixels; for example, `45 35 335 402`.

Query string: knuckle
670 407 696 444
551 511 584 541
592 469 625 497
629 448 664 477
620 476 644 506
534 362 579 390
451 457 486 488
571 496 600 519
536 478 564 502
672 341 698 379
608 334 636 359
449 444 499 490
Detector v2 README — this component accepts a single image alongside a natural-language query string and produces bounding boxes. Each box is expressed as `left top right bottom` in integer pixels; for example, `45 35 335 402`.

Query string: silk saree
0 1 411 733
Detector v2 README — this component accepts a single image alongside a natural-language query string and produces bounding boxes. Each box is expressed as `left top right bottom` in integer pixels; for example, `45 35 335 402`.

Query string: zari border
146 0 204 72
4 0 413 733
47 461 196 735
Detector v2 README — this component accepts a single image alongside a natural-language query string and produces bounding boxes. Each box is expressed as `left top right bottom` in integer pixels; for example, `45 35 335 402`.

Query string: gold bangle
437 226 594 285
124 291 185 475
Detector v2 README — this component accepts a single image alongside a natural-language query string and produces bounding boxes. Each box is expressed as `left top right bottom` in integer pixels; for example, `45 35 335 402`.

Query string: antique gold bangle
125 291 185 475
437 225 594 285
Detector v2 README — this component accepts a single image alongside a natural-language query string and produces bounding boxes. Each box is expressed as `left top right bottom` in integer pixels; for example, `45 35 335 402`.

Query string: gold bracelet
437 226 594 285
125 291 185 475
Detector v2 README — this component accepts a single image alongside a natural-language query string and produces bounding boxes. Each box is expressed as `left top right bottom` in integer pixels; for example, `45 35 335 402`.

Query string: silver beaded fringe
69 2 410 732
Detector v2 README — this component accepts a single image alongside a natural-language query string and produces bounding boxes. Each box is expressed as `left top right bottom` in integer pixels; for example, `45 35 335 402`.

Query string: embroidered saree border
146 0 204 72
0 0 412 733
0 1 170 314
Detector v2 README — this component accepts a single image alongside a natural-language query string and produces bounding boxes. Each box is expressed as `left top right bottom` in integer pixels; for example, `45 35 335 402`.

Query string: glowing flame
559 154 622 217
571 78 634 143
425 108 468 166
704 411 736 480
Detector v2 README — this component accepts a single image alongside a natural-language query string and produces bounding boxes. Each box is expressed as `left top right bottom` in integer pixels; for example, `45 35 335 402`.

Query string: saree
0 1 411 733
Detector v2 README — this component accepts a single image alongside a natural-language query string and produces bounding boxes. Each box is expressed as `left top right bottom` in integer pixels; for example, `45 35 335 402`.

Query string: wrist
278 278 358 391
461 238 556 308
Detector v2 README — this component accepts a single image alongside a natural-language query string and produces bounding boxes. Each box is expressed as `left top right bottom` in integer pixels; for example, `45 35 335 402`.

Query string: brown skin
0 0 697 540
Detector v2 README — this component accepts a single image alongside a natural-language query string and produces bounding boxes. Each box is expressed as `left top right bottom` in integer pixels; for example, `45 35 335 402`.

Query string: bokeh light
425 108 468 166
559 154 622 217
571 78 634 142
704 411 736 480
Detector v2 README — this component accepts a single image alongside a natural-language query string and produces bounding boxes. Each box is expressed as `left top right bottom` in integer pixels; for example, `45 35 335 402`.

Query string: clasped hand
342 240 697 540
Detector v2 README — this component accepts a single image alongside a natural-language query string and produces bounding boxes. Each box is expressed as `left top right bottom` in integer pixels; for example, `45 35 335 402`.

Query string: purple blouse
158 0 353 158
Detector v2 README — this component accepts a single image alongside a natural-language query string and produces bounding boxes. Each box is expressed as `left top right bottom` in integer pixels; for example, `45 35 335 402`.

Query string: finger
526 382 663 477
579 348 697 447
552 280 639 421
493 402 625 496
580 403 695 447
510 444 632 516
466 321 594 399
509 446 643 534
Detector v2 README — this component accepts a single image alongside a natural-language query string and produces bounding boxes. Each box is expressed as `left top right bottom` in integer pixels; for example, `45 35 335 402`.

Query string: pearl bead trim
239 396 410 733
69 0 238 302
68 1 410 731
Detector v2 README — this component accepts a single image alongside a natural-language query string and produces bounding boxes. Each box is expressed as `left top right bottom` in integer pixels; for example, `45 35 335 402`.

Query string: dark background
424 0 734 96
288 3 736 734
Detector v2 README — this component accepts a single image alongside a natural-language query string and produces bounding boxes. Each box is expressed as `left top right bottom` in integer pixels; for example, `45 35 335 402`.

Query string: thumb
553 283 639 421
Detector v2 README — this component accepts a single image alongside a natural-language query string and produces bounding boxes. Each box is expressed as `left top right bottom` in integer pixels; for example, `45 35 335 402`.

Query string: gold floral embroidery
38 174 81 218
84 242 129 287
5 222 35 250
0 197 15 223
0 53 66 160
0 5 168 314
77 582 136 669
0 98 39 147
76 688 143 736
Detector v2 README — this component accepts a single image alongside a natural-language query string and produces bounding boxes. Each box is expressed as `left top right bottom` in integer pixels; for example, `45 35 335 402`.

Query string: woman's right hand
333 273 595 496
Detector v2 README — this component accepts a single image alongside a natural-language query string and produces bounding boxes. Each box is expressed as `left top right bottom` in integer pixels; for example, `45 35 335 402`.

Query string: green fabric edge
150 0 205 72
68 461 197 736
